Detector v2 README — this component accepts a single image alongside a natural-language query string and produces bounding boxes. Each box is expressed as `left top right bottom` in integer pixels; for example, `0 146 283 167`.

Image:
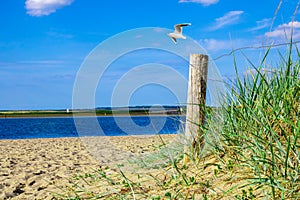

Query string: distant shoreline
0 112 185 118
0 107 185 118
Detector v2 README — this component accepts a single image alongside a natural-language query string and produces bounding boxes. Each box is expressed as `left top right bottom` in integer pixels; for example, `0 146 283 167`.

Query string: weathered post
184 54 208 163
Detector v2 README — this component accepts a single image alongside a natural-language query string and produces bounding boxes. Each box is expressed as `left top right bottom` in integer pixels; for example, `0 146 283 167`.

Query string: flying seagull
167 23 191 44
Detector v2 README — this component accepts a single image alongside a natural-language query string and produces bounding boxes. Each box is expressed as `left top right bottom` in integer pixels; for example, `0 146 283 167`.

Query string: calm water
0 116 185 140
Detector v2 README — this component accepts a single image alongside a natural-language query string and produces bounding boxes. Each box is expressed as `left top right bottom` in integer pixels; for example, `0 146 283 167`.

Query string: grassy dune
56 44 299 199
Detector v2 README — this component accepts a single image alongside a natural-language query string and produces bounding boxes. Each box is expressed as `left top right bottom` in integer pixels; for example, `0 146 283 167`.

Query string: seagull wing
171 37 177 44
174 23 191 34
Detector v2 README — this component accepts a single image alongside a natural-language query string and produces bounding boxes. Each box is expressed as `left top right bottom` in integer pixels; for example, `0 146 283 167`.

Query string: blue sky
0 0 299 110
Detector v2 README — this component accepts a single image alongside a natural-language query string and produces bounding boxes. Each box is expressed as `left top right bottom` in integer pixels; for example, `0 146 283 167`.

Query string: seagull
167 23 191 44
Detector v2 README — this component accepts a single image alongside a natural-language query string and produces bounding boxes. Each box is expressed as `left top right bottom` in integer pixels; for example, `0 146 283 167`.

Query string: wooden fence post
184 54 208 163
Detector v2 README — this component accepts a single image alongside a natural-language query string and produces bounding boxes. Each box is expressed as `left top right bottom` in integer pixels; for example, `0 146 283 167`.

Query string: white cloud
200 38 247 52
265 21 300 39
178 0 219 6
278 21 300 29
249 18 272 31
200 39 232 51
25 0 74 17
209 11 244 31
244 68 275 76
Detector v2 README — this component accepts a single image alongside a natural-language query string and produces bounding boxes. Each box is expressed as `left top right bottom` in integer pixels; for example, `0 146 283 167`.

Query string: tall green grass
207 43 300 199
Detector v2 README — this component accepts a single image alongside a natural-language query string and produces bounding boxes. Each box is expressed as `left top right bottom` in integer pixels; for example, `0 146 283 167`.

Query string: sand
0 135 176 200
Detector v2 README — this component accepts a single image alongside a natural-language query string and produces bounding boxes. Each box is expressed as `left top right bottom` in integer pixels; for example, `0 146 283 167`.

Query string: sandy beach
0 135 176 200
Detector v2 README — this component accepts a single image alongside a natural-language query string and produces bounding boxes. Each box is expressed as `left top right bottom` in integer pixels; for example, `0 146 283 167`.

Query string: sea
0 116 185 140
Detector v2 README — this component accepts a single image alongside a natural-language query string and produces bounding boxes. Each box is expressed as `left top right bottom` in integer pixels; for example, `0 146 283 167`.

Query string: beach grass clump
208 44 300 199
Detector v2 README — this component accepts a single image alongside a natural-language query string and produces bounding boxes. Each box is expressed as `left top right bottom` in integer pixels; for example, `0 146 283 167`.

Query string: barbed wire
212 40 300 61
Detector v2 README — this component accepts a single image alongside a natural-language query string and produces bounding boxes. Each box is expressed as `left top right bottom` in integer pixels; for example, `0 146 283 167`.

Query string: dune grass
206 42 300 199
55 42 299 199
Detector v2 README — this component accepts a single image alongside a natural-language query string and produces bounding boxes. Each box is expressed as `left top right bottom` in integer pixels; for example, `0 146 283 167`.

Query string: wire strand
212 40 300 61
